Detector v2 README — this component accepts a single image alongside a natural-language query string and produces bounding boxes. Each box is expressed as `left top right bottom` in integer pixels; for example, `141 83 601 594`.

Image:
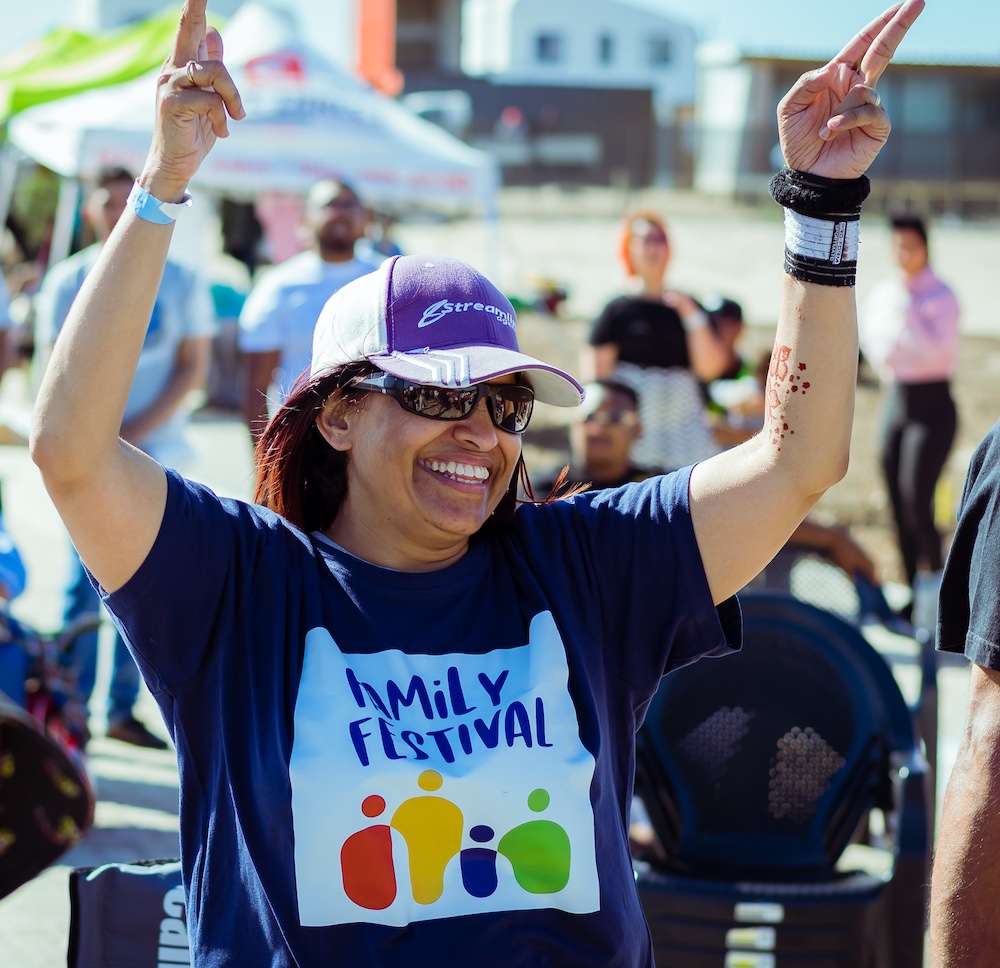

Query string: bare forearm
930 667 1000 966
691 276 856 602
931 768 1000 965
685 322 730 381
764 276 856 495
31 208 175 481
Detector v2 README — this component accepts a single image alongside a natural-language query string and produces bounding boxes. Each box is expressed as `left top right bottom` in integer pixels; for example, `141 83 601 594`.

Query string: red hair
618 209 670 277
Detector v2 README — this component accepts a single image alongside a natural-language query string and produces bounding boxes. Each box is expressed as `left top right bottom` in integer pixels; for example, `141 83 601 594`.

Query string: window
598 33 614 65
535 33 563 63
648 36 672 66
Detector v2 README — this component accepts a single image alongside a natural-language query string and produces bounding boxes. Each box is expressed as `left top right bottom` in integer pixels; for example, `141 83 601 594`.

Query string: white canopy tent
4 2 499 268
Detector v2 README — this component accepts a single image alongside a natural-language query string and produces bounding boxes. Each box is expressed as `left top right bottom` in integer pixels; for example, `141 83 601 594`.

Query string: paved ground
0 194 990 964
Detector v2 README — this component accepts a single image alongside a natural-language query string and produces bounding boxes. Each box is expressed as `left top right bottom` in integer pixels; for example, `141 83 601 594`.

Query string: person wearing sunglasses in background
535 380 646 496
28 0 923 964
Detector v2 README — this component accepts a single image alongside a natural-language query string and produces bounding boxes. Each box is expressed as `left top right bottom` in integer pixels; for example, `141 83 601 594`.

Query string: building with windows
696 43 1000 215
461 0 696 122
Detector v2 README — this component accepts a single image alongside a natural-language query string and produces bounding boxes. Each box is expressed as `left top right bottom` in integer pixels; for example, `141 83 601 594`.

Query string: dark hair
253 363 536 536
889 213 928 247
94 165 135 190
305 178 363 212
584 379 639 409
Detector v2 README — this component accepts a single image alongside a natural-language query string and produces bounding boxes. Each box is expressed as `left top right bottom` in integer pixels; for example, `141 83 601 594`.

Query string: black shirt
590 296 690 370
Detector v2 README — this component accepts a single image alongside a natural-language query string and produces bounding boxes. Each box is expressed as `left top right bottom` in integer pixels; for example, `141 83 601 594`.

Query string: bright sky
3 0 997 64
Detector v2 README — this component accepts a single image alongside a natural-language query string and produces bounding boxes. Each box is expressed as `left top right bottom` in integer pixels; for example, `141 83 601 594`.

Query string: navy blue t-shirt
939 419 1000 667
103 468 740 967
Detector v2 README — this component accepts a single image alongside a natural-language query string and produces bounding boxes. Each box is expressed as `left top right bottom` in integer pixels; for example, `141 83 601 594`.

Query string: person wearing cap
238 178 380 446
33 163 215 751
28 0 922 964
584 209 731 474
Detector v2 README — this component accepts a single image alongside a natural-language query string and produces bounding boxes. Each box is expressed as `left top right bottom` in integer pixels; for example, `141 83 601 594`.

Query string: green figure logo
497 789 571 894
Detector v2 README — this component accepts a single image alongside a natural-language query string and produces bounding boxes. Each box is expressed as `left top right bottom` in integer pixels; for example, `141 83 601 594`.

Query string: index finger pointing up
859 0 925 86
832 1 925 87
172 0 210 67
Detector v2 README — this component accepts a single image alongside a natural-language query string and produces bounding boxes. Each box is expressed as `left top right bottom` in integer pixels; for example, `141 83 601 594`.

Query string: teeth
427 460 489 481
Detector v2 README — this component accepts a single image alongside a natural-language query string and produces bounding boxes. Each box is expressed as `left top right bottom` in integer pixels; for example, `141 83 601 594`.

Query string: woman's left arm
665 290 731 381
690 0 925 604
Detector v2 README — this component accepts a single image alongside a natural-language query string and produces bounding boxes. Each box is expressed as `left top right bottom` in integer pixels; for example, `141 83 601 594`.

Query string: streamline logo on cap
309 254 584 407
417 299 517 331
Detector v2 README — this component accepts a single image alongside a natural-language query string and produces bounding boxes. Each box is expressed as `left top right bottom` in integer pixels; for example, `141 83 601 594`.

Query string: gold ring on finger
186 60 199 86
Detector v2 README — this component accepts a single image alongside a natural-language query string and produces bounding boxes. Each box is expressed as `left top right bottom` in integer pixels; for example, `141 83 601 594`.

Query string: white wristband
783 209 859 265
680 309 709 333
127 181 193 225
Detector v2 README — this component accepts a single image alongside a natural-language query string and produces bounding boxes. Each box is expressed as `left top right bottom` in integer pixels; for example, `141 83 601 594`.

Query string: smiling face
316 374 523 570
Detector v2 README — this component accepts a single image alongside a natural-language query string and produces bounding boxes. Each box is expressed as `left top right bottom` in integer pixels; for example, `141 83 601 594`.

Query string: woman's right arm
29 0 243 594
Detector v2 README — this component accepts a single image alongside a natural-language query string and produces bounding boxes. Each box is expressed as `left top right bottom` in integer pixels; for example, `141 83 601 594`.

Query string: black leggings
879 380 957 587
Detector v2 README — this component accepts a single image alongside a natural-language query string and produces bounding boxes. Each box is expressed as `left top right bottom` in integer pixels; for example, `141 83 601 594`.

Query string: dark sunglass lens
493 388 534 433
401 383 478 419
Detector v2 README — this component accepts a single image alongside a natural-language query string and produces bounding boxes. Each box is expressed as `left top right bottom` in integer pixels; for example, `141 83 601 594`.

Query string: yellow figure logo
390 770 463 904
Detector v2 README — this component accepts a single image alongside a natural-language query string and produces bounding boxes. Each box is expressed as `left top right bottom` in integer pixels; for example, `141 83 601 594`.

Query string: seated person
540 379 877 586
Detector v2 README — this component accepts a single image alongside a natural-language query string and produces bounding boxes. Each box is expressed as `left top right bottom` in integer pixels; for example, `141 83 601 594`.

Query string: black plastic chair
634 593 930 968
745 542 940 794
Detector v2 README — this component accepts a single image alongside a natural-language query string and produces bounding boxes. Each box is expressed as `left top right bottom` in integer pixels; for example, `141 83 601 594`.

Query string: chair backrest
743 542 895 627
636 593 917 881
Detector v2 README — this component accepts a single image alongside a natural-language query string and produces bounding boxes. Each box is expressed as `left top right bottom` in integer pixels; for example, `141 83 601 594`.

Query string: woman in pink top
860 214 959 610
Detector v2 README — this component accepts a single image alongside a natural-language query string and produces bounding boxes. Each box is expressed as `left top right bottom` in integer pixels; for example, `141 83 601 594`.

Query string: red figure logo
340 795 396 910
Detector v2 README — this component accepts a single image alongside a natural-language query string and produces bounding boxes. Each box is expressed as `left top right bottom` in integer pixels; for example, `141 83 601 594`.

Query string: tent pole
47 178 81 275
483 165 501 281
0 146 20 246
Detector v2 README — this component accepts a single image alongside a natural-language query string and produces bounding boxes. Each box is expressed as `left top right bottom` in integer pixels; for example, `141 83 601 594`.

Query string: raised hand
778 0 924 179
140 0 244 201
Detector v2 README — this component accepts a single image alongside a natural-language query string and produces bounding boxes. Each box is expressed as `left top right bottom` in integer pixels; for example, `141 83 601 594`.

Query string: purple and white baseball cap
310 254 584 406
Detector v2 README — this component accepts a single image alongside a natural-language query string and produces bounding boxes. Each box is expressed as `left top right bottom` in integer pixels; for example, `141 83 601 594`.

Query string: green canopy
0 6 184 122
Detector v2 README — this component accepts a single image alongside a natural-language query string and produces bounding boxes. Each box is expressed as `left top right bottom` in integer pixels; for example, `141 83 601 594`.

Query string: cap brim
369 346 585 407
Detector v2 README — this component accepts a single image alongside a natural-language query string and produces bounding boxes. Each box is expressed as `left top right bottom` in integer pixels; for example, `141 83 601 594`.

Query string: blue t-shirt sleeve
517 467 741 690
100 469 304 693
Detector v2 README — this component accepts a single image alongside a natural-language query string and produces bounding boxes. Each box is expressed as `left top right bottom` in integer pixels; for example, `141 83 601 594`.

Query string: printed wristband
127 181 193 225
782 209 859 287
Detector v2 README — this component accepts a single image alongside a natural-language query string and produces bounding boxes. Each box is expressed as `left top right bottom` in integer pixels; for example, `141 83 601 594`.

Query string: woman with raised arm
29 1 923 964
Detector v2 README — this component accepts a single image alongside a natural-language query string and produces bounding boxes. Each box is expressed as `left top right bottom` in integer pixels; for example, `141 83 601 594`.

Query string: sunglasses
355 373 535 434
